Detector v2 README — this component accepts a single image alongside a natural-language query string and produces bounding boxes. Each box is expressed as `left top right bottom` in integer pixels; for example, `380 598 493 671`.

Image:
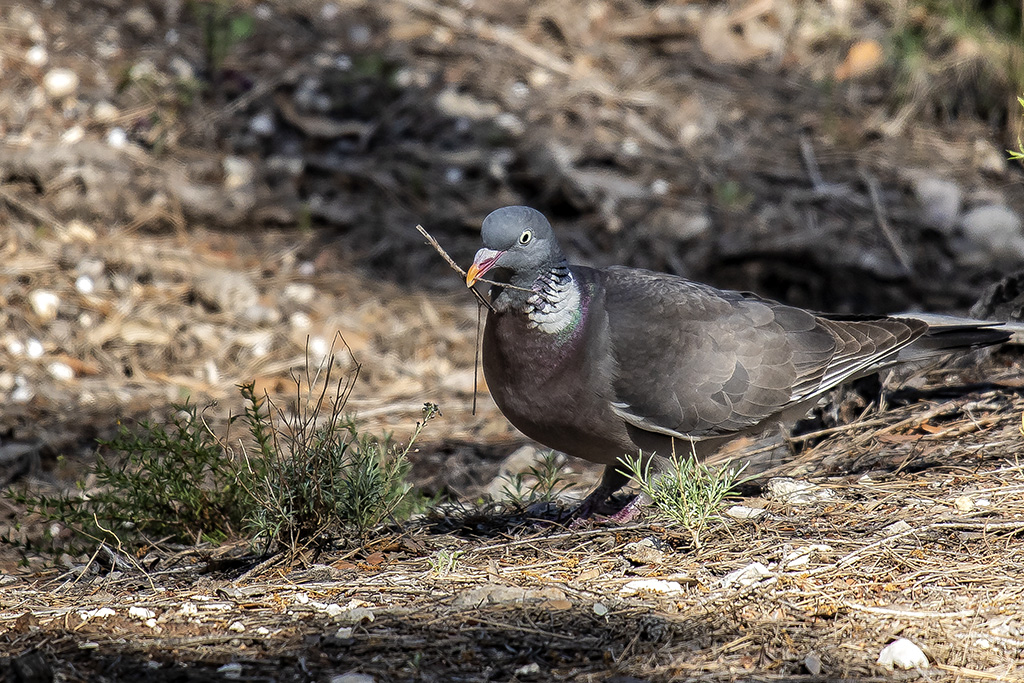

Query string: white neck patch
526 271 581 335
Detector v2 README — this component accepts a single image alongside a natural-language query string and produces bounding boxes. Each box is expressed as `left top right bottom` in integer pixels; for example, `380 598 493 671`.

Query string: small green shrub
499 451 576 507
621 450 747 549
13 403 244 547
11 342 434 557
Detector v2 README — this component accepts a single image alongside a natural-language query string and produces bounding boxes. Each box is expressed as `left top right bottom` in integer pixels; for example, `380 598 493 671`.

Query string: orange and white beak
466 248 505 287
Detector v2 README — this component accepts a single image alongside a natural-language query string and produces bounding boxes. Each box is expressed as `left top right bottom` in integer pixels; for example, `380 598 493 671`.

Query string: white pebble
217 662 243 679
29 290 60 321
877 638 929 670
26 339 44 358
61 126 85 144
47 362 74 381
25 45 47 67
43 68 80 99
228 621 246 632
93 100 119 123
178 602 198 616
721 562 771 588
283 282 316 305
334 626 353 639
79 607 116 620
107 127 128 148
75 275 95 294
249 112 275 136
329 674 375 683
128 606 156 620
256 626 271 635
651 178 670 196
726 505 764 519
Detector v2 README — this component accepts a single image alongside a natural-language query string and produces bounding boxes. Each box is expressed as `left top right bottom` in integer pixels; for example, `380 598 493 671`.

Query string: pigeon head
466 206 564 288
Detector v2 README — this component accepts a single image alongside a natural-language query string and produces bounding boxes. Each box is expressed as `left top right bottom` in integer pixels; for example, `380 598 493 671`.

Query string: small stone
514 663 540 677
93 101 119 123
767 477 836 505
79 607 115 621
223 156 256 190
726 505 765 519
64 220 98 243
43 68 79 99
228 621 245 633
128 606 156 620
283 282 316 305
47 362 74 381
877 638 928 670
178 602 198 616
107 127 128 148
959 204 1024 264
334 626 353 639
75 275 95 294
25 45 47 67
880 520 912 536
622 538 669 565
720 562 771 588
124 7 158 35
25 339 44 358
911 175 961 233
217 662 243 679
29 290 60 321
329 674 375 683
954 495 975 512
592 602 609 616
61 126 85 143
250 112 275 136
804 650 823 675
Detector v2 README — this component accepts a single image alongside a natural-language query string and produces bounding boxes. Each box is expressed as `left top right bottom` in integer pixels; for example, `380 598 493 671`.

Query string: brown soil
2 0 1024 681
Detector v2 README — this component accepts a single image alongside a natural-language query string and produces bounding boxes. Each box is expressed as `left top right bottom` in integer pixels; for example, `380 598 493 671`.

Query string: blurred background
1 0 1022 499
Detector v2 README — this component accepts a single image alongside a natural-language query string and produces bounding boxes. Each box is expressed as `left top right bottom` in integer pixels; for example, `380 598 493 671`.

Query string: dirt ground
2 0 1024 680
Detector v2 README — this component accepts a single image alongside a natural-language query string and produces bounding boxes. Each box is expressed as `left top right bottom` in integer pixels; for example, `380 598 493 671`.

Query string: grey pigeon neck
521 261 583 336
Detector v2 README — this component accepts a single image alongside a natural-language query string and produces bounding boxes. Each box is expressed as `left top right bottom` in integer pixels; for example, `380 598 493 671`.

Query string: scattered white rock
25 45 47 67
107 127 128 148
959 204 1024 264
93 101 120 123
79 607 116 621
29 290 60 321
25 339 44 358
954 495 975 512
250 112 276 136
514 663 541 677
334 626 353 639
911 175 961 233
124 6 158 35
47 362 74 381
329 674 375 683
283 282 316 305
780 545 832 570
877 638 928 670
217 662 244 679
43 68 80 99
804 650 823 675
622 538 669 566
720 562 771 588
223 156 256 190
880 520 912 536
726 505 765 520
621 578 684 596
593 602 609 616
178 602 198 616
767 477 836 504
61 126 85 144
651 178 670 196
194 269 259 314
75 275 95 294
128 606 156 620
257 626 271 636
228 621 245 633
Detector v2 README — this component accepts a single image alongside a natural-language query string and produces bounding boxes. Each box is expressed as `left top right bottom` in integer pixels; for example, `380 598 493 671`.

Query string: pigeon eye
519 230 532 245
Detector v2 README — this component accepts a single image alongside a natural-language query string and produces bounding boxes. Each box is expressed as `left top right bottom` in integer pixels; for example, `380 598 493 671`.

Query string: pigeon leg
567 463 632 522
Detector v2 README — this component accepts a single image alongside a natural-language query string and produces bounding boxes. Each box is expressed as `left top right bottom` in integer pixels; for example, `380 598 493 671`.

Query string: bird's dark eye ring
519 230 532 244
